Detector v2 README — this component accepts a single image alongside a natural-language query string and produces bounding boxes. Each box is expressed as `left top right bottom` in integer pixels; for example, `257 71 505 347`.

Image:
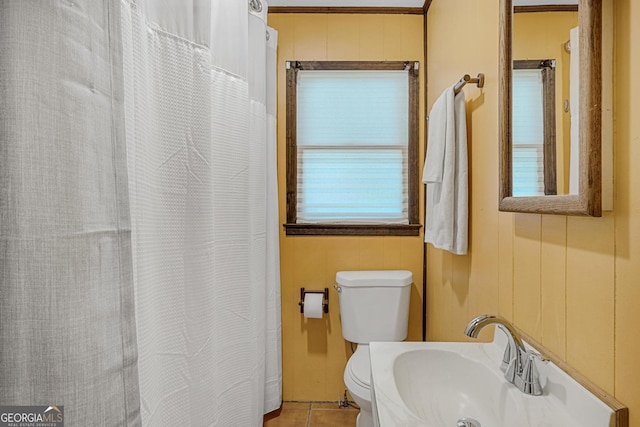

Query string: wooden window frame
284 60 421 236
513 59 557 196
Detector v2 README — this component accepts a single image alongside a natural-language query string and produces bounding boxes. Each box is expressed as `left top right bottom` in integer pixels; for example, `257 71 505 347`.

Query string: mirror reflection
511 3 578 197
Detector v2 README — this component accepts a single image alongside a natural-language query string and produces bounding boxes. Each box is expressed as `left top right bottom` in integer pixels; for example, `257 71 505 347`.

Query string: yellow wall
513 11 578 194
268 13 425 401
427 0 640 425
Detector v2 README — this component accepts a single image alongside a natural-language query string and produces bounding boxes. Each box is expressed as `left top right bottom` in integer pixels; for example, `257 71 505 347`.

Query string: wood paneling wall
426 0 640 425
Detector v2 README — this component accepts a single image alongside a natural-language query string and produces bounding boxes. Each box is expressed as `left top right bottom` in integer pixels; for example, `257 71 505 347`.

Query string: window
285 61 420 236
512 59 557 196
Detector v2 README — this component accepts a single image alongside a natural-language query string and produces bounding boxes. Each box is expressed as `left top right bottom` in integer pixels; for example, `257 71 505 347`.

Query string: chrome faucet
464 315 544 396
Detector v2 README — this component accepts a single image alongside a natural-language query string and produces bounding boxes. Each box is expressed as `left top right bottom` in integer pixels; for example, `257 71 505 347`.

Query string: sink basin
393 348 523 426
370 330 620 427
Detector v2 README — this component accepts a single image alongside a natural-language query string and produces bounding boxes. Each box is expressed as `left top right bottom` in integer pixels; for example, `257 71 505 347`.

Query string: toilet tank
336 270 412 344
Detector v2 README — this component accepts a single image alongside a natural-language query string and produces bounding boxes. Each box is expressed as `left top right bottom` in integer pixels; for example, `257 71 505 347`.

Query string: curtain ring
249 0 263 13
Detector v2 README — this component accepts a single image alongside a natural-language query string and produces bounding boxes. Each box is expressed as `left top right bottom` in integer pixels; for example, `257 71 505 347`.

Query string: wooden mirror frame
499 0 602 216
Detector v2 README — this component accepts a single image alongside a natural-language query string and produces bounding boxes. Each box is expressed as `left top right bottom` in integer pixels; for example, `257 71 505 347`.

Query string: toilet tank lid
336 270 413 287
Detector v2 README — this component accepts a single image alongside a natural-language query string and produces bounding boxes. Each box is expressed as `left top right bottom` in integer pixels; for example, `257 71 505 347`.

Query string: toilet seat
344 345 373 415
347 345 371 389
344 346 374 427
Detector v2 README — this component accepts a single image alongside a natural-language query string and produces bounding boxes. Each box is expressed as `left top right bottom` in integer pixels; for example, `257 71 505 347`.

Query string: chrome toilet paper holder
299 288 329 314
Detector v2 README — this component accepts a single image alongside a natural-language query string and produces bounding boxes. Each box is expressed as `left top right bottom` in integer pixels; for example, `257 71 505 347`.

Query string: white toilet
336 270 412 427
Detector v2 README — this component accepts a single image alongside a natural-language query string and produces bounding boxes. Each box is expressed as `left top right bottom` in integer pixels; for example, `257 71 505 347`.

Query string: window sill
283 223 422 236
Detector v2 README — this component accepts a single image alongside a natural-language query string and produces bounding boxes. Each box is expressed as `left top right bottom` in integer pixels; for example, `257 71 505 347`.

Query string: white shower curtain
0 0 280 425
122 0 281 425
0 2 141 425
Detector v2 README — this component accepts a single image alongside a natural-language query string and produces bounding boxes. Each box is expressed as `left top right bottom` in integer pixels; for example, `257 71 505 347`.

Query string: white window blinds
512 68 545 197
296 70 409 223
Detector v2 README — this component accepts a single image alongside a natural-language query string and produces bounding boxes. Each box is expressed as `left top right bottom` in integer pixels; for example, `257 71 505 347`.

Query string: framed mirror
499 0 602 216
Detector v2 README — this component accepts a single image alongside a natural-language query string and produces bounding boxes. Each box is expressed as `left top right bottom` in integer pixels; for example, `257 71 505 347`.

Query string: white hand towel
423 87 468 255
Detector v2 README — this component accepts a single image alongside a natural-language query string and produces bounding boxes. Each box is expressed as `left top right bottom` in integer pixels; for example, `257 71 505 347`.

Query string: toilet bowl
336 270 412 427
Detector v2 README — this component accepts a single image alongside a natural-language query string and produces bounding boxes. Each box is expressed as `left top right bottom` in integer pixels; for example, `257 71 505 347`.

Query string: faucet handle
518 350 544 395
497 325 513 372
500 344 511 373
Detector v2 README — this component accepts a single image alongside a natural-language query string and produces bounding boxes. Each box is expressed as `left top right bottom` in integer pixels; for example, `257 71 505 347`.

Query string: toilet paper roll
303 293 324 319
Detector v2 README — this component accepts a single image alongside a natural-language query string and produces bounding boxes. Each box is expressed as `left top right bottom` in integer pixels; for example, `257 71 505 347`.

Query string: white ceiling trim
268 0 424 7
268 0 577 7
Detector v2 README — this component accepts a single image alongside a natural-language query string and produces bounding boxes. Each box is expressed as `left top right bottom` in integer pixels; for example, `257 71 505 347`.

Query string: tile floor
263 401 359 427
